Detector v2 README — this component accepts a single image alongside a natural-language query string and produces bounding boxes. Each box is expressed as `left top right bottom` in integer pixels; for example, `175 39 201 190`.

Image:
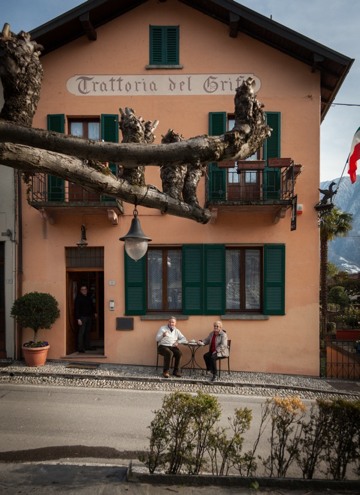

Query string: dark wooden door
66 270 104 354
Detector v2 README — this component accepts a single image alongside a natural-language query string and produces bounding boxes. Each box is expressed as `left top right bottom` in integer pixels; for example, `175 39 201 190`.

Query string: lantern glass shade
119 212 151 261
124 238 149 261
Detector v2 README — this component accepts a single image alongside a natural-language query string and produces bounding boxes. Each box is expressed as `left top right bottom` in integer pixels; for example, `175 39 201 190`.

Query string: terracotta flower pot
22 345 50 367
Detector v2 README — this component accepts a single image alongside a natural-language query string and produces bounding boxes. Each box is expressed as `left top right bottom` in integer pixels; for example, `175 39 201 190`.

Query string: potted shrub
11 292 60 367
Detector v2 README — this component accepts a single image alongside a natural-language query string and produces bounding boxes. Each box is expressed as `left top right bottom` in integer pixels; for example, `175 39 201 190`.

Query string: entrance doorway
65 246 104 356
66 271 104 355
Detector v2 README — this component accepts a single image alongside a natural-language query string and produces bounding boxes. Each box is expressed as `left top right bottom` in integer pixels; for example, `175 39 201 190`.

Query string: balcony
28 173 123 224
206 158 302 222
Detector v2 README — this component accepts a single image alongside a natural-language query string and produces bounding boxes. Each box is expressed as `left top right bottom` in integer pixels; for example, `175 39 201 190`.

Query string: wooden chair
218 339 231 377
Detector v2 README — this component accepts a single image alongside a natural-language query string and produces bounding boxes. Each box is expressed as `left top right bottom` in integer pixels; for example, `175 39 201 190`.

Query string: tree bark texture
0 24 43 126
119 107 159 186
160 129 206 207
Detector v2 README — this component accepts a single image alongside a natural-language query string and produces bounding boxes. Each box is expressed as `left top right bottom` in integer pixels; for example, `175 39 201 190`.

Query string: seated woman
198 321 228 382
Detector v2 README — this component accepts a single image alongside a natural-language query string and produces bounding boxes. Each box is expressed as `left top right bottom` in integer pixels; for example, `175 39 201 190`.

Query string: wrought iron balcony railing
206 158 302 208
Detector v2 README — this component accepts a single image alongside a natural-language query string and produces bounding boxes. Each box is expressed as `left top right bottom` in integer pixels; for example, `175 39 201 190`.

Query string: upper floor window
69 119 100 140
149 26 179 66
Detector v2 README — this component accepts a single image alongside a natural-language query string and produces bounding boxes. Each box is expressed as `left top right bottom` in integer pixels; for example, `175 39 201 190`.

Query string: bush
142 393 360 480
11 291 60 343
328 286 350 309
334 307 360 329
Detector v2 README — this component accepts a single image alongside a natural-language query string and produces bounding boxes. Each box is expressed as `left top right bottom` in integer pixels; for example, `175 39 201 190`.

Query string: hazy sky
1 0 358 182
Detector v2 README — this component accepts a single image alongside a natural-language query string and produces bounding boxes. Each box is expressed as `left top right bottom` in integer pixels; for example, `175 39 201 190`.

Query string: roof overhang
29 0 354 122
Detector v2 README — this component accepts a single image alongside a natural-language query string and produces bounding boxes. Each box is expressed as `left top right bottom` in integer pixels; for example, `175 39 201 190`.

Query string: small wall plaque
116 317 134 330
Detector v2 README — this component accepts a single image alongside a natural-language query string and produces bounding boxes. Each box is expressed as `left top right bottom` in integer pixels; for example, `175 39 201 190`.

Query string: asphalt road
0 383 357 494
0 383 272 457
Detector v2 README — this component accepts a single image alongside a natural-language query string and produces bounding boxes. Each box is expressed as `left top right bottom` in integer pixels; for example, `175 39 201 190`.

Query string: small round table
181 341 205 374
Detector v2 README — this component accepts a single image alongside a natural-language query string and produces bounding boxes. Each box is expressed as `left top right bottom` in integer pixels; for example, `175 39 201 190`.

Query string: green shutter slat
166 27 179 64
101 114 119 201
124 253 146 315
204 245 225 314
150 26 179 65
47 114 65 202
150 27 163 64
209 112 226 136
264 244 285 315
264 112 281 160
182 245 203 314
208 163 226 200
47 114 65 133
101 114 119 143
208 113 226 201
263 112 281 200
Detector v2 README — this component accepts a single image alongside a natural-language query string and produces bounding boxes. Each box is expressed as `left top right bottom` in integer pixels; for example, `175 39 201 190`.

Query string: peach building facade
13 0 352 375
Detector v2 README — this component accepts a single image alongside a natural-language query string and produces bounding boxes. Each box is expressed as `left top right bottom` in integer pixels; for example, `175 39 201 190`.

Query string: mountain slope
320 177 360 273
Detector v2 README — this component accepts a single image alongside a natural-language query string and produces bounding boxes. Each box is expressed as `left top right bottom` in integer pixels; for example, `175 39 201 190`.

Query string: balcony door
68 119 101 202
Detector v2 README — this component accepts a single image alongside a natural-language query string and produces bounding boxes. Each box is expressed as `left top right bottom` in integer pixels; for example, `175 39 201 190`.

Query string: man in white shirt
156 316 187 378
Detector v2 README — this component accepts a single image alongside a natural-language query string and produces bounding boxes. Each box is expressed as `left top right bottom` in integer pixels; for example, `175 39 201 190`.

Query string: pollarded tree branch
0 142 213 223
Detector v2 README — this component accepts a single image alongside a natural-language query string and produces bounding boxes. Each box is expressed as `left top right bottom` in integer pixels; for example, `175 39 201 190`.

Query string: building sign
66 73 261 96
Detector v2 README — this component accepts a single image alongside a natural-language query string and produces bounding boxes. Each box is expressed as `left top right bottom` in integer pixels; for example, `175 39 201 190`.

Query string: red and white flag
347 127 360 183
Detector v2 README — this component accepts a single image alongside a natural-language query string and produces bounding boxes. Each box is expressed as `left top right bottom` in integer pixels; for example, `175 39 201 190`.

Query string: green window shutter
208 163 227 200
264 112 281 160
208 112 226 201
263 244 285 315
101 114 119 143
47 114 65 201
150 26 179 65
263 112 281 200
101 114 119 200
204 245 225 314
209 112 226 136
182 245 203 314
124 253 146 315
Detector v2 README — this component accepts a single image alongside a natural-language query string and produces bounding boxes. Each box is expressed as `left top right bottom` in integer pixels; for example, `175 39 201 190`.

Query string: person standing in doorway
74 285 96 353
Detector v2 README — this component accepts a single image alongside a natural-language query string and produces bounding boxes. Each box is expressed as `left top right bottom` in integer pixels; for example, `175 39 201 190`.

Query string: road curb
127 461 360 491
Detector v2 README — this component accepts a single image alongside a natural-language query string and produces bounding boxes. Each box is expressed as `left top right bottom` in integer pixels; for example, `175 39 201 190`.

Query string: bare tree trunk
119 107 159 186
161 130 187 200
0 24 43 126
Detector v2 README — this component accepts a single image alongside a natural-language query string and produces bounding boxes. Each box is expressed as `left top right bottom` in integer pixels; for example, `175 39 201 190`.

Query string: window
69 119 100 140
124 244 285 316
147 248 182 311
207 112 281 202
150 26 179 65
226 248 261 311
47 114 119 202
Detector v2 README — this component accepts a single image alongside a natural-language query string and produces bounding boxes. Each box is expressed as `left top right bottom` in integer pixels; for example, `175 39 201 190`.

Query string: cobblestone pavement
0 359 359 400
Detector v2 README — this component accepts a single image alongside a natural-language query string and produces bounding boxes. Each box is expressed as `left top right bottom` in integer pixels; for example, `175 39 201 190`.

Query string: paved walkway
1 359 359 399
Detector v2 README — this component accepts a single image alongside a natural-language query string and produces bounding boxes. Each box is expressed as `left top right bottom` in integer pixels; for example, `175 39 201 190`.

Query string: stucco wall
23 0 320 375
